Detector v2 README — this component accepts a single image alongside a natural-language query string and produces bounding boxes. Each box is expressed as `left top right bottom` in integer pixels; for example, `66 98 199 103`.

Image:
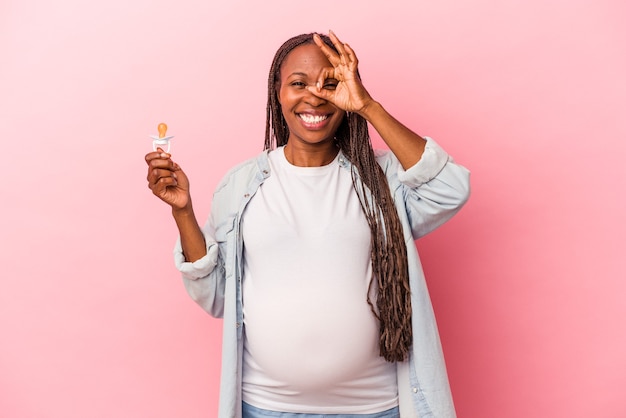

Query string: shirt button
236 322 241 328
244 193 250 198
412 387 418 393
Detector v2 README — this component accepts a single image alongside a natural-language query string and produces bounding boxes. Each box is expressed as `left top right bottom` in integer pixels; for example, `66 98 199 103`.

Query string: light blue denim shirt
175 138 470 418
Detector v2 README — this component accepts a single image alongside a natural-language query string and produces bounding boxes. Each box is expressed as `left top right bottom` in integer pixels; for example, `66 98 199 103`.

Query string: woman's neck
283 141 339 167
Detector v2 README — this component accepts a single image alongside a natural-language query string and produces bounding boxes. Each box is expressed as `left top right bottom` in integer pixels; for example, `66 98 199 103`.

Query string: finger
315 67 336 91
307 79 336 104
308 66 337 98
313 33 341 67
306 85 334 103
147 154 180 173
145 149 171 164
343 43 359 71
147 160 176 178
328 30 349 66
151 176 178 197
148 167 177 186
155 147 182 171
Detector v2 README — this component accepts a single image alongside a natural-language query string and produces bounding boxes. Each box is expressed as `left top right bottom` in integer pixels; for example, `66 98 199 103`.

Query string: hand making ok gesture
308 30 375 115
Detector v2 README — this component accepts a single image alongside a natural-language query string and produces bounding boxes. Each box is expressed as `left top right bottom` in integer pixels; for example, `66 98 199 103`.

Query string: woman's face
277 43 345 148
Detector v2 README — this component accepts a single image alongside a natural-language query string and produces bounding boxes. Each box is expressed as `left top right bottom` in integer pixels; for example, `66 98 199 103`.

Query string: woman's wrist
172 201 195 220
356 99 382 122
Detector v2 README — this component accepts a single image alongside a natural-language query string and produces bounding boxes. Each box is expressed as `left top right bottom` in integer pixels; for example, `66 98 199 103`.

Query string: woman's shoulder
213 150 270 196
373 148 401 175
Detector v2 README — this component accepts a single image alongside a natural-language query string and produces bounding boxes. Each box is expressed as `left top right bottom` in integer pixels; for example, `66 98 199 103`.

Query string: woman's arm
310 30 427 169
145 148 226 317
358 100 427 170
145 148 206 262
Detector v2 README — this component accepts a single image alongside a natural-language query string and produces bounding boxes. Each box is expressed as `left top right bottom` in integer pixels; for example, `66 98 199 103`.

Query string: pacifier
150 123 174 153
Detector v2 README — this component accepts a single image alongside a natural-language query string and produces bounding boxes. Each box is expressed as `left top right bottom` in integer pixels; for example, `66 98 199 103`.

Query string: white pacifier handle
150 135 174 153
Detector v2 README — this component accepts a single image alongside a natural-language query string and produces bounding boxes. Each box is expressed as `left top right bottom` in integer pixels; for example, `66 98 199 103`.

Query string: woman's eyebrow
286 71 308 78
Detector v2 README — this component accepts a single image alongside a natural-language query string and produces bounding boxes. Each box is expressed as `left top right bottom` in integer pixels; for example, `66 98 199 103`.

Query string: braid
265 33 412 362
342 112 412 362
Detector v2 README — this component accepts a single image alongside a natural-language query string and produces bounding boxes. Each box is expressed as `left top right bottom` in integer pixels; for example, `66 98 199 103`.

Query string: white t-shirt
241 147 398 414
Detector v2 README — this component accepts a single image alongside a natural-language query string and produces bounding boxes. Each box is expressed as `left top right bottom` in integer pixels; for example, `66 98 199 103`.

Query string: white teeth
299 114 328 124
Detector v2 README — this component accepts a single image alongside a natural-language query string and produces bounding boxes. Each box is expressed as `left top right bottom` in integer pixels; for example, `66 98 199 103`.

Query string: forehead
279 43 332 78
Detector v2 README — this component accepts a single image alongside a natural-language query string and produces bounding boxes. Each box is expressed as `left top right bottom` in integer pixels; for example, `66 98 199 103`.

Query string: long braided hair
264 33 412 362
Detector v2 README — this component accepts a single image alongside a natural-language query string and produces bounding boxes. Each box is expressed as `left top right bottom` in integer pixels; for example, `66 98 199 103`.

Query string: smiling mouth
298 114 329 124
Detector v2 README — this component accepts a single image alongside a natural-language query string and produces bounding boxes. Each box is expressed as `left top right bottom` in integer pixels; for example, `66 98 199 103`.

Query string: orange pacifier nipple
158 123 168 139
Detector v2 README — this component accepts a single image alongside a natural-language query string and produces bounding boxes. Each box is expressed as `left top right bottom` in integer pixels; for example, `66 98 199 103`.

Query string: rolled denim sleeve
397 137 451 187
393 137 471 238
173 232 226 318
173 235 219 280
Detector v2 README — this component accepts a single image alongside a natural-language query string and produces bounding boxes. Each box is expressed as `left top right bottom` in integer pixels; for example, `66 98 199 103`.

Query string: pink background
2 0 625 417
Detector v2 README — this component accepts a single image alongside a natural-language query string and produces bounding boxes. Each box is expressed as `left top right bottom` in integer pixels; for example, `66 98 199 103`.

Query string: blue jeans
242 402 400 418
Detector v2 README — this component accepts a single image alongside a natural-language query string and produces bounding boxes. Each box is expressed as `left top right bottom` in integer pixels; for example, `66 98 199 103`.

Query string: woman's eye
291 81 306 88
323 79 339 90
